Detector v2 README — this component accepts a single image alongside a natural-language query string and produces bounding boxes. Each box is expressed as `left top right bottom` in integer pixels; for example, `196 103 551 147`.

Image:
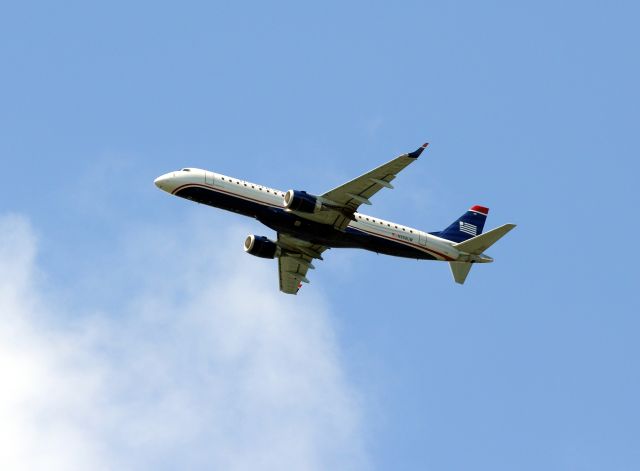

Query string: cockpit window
181 168 191 172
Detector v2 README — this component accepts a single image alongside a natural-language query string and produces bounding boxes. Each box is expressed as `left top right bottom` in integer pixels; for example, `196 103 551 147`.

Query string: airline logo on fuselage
394 233 413 242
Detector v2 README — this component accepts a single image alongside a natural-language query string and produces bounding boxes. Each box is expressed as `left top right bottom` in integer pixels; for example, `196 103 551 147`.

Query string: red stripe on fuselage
172 182 455 261
352 226 454 261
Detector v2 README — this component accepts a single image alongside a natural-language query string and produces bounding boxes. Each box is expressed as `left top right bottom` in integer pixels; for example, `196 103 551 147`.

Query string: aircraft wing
319 143 428 229
277 233 328 294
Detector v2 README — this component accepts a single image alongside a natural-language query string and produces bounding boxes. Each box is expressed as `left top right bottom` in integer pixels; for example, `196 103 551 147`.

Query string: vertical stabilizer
449 262 473 284
435 205 489 243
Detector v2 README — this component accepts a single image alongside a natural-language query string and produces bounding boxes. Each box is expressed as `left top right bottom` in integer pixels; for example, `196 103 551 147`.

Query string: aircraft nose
154 173 174 192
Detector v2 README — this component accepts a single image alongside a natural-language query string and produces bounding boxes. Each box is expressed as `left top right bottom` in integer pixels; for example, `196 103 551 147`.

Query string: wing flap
321 143 428 215
277 234 328 295
278 256 312 294
284 143 428 231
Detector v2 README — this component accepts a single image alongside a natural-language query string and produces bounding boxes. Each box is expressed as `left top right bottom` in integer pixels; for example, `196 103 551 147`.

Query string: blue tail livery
432 205 489 243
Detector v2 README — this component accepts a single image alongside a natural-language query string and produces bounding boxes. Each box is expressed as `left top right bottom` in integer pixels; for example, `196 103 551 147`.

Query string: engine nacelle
244 235 279 259
283 190 321 213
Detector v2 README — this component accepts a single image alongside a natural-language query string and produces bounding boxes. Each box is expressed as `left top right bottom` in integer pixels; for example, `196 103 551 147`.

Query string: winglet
408 142 429 159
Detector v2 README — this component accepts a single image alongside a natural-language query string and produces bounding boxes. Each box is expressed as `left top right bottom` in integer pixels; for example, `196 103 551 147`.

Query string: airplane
154 143 516 294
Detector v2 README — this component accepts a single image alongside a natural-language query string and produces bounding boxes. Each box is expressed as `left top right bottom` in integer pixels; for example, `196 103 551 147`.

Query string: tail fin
434 205 489 243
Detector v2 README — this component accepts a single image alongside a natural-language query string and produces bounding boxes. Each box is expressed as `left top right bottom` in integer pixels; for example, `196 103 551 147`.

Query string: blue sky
1 1 639 469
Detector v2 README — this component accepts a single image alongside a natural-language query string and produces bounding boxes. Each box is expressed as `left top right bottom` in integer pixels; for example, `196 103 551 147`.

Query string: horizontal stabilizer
449 262 473 284
454 223 516 255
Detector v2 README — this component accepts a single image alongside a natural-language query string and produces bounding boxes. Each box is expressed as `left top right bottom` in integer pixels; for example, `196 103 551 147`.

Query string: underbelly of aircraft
175 185 436 260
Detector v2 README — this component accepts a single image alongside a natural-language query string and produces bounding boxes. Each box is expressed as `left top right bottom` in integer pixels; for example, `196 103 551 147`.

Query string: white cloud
0 214 367 471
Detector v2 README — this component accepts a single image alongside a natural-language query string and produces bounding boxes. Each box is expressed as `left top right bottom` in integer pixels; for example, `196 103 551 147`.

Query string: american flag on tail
459 221 477 237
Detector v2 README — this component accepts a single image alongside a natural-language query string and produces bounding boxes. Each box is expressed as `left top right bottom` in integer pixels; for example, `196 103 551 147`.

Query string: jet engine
244 235 279 259
283 190 322 213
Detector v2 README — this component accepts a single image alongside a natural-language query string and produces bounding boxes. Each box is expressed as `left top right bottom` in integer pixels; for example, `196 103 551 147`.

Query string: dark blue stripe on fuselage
174 185 436 260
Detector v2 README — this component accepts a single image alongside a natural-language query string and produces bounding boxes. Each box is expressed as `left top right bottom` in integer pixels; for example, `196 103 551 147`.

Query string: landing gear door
418 231 427 246
205 172 215 185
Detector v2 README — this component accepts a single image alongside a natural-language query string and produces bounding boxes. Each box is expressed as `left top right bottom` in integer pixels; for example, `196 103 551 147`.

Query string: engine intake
244 235 279 259
283 190 321 213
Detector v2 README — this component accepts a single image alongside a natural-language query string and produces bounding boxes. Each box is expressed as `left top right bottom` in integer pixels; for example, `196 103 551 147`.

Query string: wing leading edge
320 142 428 229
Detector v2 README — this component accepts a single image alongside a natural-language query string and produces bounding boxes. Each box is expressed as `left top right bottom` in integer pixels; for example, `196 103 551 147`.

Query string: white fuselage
155 168 476 262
